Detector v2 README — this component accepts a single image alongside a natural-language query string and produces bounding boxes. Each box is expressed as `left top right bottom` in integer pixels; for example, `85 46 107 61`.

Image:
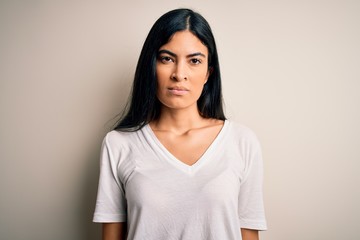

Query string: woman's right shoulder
103 129 139 147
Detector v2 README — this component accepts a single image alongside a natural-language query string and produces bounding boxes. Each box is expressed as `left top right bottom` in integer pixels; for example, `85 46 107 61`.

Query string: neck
151 106 206 133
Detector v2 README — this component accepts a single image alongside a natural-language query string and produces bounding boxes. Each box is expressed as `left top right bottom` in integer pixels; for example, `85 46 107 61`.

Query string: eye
159 56 174 64
190 58 202 65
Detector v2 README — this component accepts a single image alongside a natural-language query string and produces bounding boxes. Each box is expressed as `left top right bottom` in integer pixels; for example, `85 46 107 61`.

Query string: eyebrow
158 49 206 58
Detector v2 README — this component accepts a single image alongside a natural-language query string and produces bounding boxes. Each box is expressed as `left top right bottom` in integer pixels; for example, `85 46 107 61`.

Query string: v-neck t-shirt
93 120 267 239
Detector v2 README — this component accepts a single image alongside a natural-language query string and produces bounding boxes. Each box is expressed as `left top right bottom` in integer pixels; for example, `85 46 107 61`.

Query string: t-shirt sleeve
93 134 127 222
238 133 267 230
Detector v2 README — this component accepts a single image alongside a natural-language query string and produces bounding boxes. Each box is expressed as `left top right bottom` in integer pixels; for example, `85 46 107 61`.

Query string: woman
93 8 267 240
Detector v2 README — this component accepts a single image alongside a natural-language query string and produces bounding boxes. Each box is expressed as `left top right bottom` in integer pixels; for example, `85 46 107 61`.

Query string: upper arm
241 228 259 240
93 135 127 223
238 133 267 230
103 222 127 240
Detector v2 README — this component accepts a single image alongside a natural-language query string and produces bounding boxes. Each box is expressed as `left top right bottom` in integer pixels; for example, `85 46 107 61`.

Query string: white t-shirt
93 120 267 239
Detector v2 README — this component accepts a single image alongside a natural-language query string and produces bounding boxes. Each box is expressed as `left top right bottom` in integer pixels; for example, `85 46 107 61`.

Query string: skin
103 30 259 240
102 223 126 240
152 30 223 166
241 228 259 240
155 30 209 114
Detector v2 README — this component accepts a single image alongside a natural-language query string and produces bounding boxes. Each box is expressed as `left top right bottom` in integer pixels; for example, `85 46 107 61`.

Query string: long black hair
114 8 226 131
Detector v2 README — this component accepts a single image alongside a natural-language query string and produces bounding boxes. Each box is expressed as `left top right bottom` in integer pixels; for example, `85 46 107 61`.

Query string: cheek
193 69 209 86
156 65 170 86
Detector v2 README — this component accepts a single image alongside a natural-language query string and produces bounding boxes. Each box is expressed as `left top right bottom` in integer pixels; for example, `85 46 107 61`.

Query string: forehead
159 30 208 56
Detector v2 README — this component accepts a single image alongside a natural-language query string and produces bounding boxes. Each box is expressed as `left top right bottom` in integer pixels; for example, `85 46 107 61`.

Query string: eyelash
158 56 202 65
159 56 173 63
190 58 202 64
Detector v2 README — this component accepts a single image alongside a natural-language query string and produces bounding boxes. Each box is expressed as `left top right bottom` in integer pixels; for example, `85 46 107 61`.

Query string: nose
171 61 187 81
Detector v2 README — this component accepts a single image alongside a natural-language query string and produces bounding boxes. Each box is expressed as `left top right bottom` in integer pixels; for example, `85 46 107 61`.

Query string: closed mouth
167 87 189 95
168 87 189 91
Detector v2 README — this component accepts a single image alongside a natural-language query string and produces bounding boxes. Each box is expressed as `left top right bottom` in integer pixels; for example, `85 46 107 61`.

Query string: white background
1 1 359 239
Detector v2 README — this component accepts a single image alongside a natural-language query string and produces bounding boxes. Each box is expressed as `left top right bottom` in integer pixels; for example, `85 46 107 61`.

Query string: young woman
93 8 267 240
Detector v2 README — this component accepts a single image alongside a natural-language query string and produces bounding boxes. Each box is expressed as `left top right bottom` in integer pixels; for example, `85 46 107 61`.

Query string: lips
167 86 189 95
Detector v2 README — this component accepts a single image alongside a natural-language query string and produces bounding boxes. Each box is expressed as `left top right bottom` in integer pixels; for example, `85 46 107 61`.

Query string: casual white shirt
93 120 267 239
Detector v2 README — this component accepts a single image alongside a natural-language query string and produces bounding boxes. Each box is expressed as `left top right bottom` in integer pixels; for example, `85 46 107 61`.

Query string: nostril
171 70 187 81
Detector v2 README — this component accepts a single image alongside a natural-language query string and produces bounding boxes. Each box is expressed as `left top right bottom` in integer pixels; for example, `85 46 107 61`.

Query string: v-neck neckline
142 120 229 174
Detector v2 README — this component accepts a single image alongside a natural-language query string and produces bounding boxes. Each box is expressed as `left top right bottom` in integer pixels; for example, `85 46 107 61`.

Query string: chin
159 100 197 111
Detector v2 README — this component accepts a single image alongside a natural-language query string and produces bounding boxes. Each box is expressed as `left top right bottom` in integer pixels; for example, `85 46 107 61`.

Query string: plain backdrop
1 1 359 240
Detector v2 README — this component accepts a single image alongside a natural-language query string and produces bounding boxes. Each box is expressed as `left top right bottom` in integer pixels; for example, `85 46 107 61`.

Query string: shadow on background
81 140 103 240
79 73 132 240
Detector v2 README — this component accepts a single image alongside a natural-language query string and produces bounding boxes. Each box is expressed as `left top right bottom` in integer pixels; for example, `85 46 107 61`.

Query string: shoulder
105 129 135 142
103 129 142 150
100 128 146 168
226 120 259 143
224 120 262 155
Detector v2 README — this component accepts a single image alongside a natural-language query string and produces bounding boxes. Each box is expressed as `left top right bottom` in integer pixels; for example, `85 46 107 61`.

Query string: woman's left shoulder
225 120 260 143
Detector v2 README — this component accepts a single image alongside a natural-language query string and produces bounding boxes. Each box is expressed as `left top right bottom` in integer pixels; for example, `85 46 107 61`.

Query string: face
156 30 210 111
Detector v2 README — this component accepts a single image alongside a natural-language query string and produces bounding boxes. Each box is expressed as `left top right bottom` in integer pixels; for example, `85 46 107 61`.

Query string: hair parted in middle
114 8 226 131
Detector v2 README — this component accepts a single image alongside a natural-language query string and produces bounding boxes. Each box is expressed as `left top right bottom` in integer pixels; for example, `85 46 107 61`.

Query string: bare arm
241 228 259 240
103 223 127 240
